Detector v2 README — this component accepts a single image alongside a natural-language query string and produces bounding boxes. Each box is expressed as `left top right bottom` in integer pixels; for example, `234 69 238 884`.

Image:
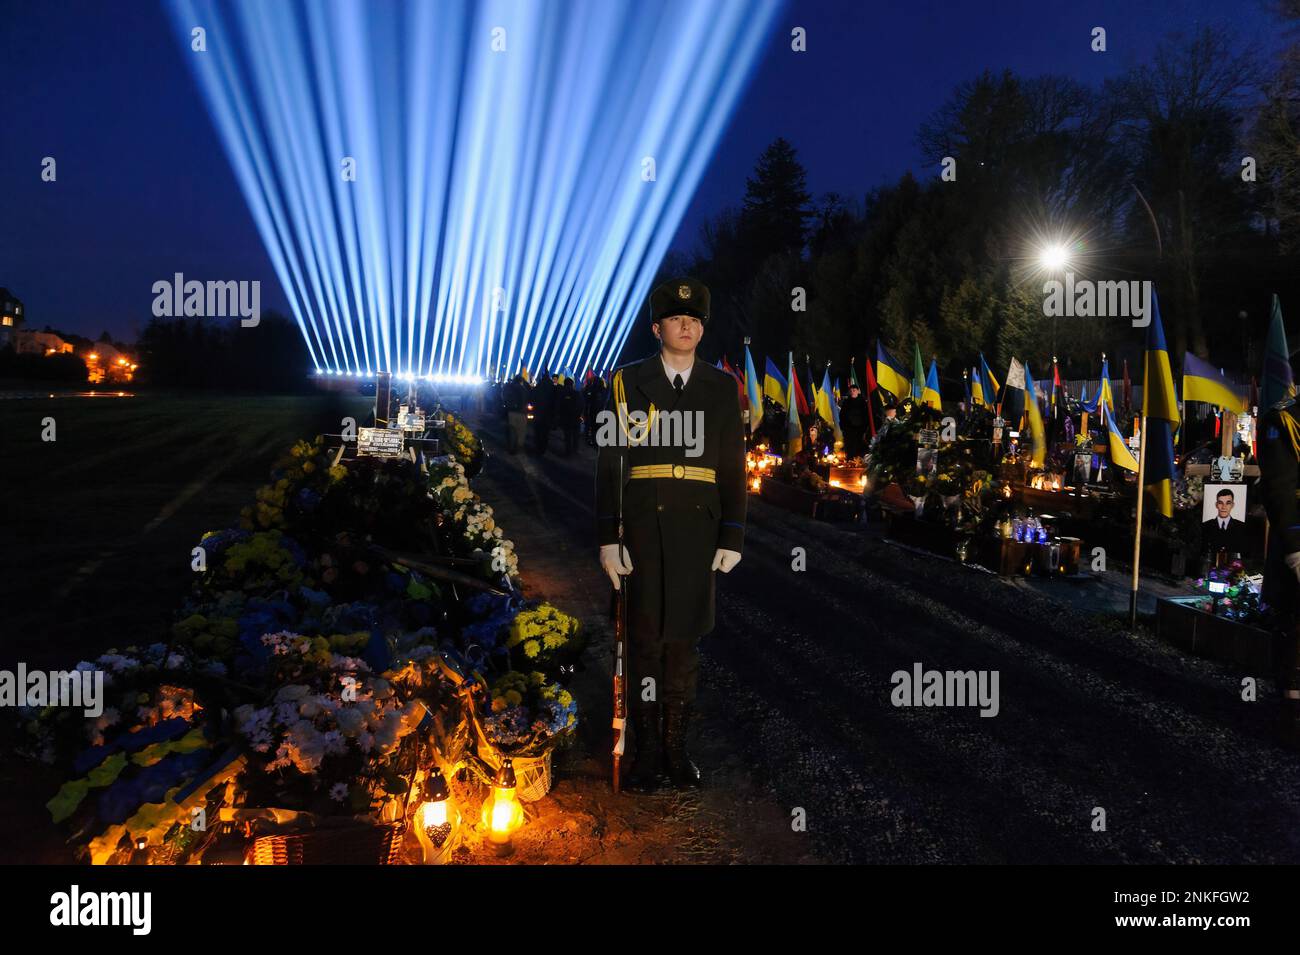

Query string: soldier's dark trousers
633 636 700 706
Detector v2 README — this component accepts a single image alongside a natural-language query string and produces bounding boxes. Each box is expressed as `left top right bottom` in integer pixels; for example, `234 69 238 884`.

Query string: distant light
1038 243 1069 272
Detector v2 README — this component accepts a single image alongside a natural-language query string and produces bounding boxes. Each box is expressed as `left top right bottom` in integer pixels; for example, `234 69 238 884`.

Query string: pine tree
740 137 813 264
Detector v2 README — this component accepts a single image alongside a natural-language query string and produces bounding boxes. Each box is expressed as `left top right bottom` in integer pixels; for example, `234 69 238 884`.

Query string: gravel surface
469 411 1300 864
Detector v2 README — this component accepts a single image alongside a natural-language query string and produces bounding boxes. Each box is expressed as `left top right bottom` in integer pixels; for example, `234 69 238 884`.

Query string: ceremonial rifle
611 451 628 793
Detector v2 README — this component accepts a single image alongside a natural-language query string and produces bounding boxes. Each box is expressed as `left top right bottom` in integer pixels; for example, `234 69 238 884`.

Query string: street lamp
1038 243 1070 272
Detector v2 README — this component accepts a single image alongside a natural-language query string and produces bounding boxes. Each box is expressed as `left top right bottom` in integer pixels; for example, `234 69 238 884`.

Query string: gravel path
465 412 1300 864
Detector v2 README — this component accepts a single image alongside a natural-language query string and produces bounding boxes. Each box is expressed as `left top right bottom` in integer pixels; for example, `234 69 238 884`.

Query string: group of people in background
491 371 608 457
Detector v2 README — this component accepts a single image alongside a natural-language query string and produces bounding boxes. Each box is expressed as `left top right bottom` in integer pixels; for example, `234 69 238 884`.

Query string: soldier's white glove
600 543 633 590
1285 551 1300 585
711 548 742 573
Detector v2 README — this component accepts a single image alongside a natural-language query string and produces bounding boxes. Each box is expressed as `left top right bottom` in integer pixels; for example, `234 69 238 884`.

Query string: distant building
83 340 137 384
0 288 25 348
15 330 73 356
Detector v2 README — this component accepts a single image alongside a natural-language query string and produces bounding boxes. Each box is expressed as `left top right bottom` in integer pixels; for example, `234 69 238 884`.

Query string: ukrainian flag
875 341 910 400
912 345 926 401
1142 292 1180 518
763 357 787 409
1023 364 1048 467
820 367 842 443
1097 359 1115 422
1106 410 1139 472
922 359 942 410
978 353 999 409
785 353 802 454
814 367 835 426
1182 352 1246 414
745 344 763 430
1082 359 1115 424
968 367 979 407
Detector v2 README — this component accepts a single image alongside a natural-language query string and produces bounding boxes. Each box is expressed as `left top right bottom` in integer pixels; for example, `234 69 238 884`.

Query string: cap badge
677 284 691 300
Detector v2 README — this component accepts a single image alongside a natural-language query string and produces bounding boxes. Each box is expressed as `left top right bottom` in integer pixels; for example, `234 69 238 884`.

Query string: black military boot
662 700 701 789
625 702 665 793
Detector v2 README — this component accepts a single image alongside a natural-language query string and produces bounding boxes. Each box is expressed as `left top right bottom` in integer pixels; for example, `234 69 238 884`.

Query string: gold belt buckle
672 464 685 479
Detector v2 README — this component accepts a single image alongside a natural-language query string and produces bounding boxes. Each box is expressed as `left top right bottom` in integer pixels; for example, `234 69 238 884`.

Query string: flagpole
1129 414 1149 628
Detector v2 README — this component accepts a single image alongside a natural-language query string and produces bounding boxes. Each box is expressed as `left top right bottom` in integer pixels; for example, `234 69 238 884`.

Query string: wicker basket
471 714 554 802
250 821 404 865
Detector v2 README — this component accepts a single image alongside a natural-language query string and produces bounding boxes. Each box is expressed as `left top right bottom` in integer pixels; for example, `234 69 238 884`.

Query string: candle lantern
414 767 458 864
480 757 524 856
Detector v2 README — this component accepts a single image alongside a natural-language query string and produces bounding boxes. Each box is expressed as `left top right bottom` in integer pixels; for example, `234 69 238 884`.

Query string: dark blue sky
0 0 1282 341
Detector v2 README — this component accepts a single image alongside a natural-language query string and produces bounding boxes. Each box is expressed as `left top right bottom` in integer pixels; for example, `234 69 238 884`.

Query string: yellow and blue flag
763 356 787 409
1182 352 1246 414
744 344 763 430
922 359 942 410
1023 363 1048 467
820 367 842 443
981 353 1000 395
875 341 910 400
1083 358 1115 424
785 353 802 454
1106 410 1138 472
1142 292 1180 518
977 353 999 409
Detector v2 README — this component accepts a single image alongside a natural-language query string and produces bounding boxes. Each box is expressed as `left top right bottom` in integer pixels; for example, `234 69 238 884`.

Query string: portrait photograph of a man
1202 483 1250 557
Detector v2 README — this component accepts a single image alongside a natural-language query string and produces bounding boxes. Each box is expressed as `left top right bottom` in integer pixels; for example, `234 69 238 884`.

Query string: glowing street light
1038 243 1070 272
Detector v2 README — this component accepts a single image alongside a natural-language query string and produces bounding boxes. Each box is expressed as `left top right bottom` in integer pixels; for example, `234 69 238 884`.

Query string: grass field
0 392 371 670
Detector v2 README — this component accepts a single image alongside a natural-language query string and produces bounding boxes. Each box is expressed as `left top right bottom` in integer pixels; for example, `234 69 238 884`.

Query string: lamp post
1037 242 1071 359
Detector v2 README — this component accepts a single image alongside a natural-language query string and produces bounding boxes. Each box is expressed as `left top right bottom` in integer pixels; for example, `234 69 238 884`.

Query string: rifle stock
611 444 628 793
612 581 627 793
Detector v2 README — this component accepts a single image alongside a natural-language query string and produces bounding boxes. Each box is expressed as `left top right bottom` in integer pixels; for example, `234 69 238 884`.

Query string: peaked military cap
649 277 710 325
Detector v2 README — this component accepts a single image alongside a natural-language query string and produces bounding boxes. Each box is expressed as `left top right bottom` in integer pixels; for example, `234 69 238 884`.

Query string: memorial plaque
357 426 405 458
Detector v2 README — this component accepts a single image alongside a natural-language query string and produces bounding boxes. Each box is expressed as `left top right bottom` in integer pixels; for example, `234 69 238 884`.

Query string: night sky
0 0 1281 342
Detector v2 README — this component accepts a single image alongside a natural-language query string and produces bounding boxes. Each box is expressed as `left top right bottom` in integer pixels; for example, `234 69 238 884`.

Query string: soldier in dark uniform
594 277 746 791
583 372 607 447
839 383 870 460
1257 395 1300 747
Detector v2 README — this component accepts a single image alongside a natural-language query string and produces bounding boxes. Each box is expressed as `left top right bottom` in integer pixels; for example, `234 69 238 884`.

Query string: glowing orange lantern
481 758 524 855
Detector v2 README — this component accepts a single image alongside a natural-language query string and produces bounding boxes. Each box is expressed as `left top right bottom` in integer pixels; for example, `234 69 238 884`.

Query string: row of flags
720 291 1292 522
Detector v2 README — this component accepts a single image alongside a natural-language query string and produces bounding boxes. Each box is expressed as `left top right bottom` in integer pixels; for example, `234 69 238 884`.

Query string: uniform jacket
1201 516 1250 557
595 353 746 641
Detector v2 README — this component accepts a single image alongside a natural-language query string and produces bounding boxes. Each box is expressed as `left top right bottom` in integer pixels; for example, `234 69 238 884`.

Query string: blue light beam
167 0 781 377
